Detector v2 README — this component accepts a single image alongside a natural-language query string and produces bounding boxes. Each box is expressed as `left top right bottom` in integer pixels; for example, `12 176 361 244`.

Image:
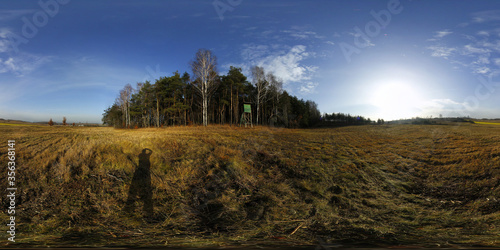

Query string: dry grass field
0 123 499 248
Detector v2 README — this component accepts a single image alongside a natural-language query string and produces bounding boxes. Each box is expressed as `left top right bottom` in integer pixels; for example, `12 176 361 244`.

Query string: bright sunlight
370 81 423 120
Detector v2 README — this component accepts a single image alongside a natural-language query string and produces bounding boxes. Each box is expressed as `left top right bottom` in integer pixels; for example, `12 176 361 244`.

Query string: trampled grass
0 123 498 248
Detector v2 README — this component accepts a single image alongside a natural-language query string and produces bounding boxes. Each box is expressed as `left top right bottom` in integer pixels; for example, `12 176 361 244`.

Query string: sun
370 81 423 120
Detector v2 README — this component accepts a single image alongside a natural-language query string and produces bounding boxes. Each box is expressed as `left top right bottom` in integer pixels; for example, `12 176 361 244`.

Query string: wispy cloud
282 27 325 40
241 25 329 49
347 31 375 47
427 19 500 77
0 55 145 123
477 31 490 36
299 81 319 94
0 28 13 53
0 53 52 76
462 44 490 55
421 98 465 110
240 44 269 61
418 93 500 119
472 10 500 23
435 30 453 38
0 27 55 76
0 9 35 21
478 40 500 52
418 98 469 117
427 30 453 42
427 45 455 58
494 58 500 66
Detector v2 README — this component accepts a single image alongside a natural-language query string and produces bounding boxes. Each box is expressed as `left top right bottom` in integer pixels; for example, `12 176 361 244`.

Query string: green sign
244 104 251 113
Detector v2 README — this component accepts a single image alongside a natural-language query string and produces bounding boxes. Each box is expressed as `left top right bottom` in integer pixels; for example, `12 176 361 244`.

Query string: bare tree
118 84 133 128
62 117 67 126
266 72 283 123
251 66 267 125
191 49 218 126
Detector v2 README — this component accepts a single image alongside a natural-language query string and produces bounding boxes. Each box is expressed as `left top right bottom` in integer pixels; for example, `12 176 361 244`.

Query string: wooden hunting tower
239 103 253 128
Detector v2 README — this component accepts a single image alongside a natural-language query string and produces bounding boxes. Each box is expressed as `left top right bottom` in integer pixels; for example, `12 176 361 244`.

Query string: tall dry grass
0 123 498 247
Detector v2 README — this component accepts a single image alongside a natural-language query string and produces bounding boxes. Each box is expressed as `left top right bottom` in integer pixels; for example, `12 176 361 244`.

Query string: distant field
0 122 39 126
0 124 498 248
474 121 500 125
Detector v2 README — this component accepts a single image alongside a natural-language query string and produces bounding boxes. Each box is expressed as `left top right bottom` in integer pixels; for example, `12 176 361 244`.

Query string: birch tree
190 49 218 126
251 66 267 125
118 84 133 128
266 72 283 123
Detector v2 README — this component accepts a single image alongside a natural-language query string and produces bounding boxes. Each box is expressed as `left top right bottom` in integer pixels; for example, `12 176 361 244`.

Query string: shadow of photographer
124 148 153 218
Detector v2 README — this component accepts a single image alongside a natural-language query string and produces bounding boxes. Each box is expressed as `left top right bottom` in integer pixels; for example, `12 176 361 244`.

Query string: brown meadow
0 123 499 248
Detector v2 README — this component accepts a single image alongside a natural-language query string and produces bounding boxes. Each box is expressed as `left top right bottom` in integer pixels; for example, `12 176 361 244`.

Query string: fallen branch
273 219 307 223
107 173 124 182
288 222 305 237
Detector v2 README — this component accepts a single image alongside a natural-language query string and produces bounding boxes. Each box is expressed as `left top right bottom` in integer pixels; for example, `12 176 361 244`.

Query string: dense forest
102 49 375 128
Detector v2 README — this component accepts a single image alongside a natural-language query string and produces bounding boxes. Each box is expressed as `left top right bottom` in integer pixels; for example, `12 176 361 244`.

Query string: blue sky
1 0 499 123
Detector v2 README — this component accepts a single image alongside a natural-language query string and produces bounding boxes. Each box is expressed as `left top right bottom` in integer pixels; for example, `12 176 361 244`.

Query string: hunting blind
240 103 253 128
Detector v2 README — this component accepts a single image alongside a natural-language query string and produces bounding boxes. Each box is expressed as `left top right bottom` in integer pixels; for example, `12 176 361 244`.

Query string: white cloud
421 99 464 110
472 10 500 23
0 28 13 53
463 44 490 55
418 99 469 117
299 81 318 94
0 40 9 53
0 28 52 75
283 29 325 40
257 45 318 84
0 59 6 73
241 44 269 61
237 44 318 94
473 67 491 74
479 40 500 52
427 45 455 58
427 25 500 78
3 57 16 72
435 30 453 38
494 58 500 66
0 28 10 38
477 56 490 65
478 31 490 36
0 53 52 76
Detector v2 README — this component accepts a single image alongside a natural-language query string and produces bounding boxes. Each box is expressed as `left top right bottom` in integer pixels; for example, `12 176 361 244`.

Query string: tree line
102 49 322 128
319 112 384 126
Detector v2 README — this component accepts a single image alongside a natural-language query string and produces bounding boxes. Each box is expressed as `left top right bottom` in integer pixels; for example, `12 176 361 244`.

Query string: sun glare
370 81 423 120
